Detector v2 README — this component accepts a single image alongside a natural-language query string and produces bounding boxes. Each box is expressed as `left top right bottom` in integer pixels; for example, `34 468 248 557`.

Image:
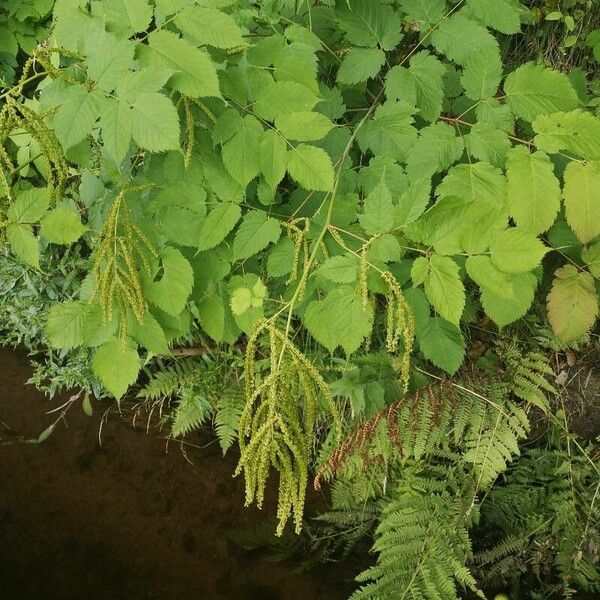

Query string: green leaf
357 101 418 163
359 177 394 235
504 63 580 122
465 122 510 168
466 255 514 299
431 14 499 65
97 0 153 34
198 289 235 343
533 110 600 161
562 161 600 243
490 228 548 273
146 30 220 98
100 98 132 165
92 337 141 400
222 115 263 186
174 5 244 49
337 0 402 50
547 265 598 344
385 51 445 122
275 112 333 142
230 287 253 315
394 178 430 227
405 122 463 181
317 255 358 283
582 242 600 278
40 207 86 244
466 0 522 34
6 224 39 269
267 238 294 277
287 144 335 191
422 254 465 326
399 0 446 26
253 80 320 121
128 312 169 355
461 48 502 101
304 286 373 354
337 48 385 85
259 130 288 188
45 300 86 349
86 30 134 92
145 247 194 315
232 210 281 261
131 92 180 152
7 187 50 223
53 86 101 149
418 317 465 375
506 146 560 235
481 271 537 328
197 202 241 251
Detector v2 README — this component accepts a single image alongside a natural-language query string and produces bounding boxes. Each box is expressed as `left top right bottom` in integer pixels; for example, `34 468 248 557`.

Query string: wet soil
0 348 356 600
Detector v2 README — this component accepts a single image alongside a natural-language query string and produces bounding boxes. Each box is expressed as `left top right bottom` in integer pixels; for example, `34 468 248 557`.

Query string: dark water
0 348 355 600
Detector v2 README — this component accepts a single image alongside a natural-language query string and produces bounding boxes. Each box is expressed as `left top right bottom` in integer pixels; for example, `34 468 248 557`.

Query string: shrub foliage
1 0 600 597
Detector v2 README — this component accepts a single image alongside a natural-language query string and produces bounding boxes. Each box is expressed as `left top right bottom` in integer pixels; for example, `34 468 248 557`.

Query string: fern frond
171 390 212 437
214 387 244 455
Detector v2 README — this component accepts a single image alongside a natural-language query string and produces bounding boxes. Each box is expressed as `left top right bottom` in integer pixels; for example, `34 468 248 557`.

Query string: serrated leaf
100 97 132 165
267 238 294 277
533 109 600 160
394 178 430 227
197 202 241 251
582 242 600 278
253 80 320 121
465 122 510 168
53 85 101 149
490 228 548 273
7 187 50 223
562 161 600 244
6 224 39 269
146 29 220 98
357 101 418 163
128 311 169 355
45 301 86 349
359 177 394 235
317 255 358 283
131 92 180 152
287 144 335 191
337 0 402 50
418 317 465 375
461 48 502 101
92 337 141 399
481 271 537 328
337 47 385 85
304 286 373 354
399 0 446 26
222 115 263 186
86 30 134 92
504 63 580 122
275 111 333 142
506 146 560 235
421 254 465 326
466 255 514 299
431 14 499 65
259 130 288 188
40 207 86 244
385 51 445 122
466 0 522 34
98 0 153 33
232 210 281 261
547 265 598 344
174 5 244 49
145 247 194 315
405 122 463 181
